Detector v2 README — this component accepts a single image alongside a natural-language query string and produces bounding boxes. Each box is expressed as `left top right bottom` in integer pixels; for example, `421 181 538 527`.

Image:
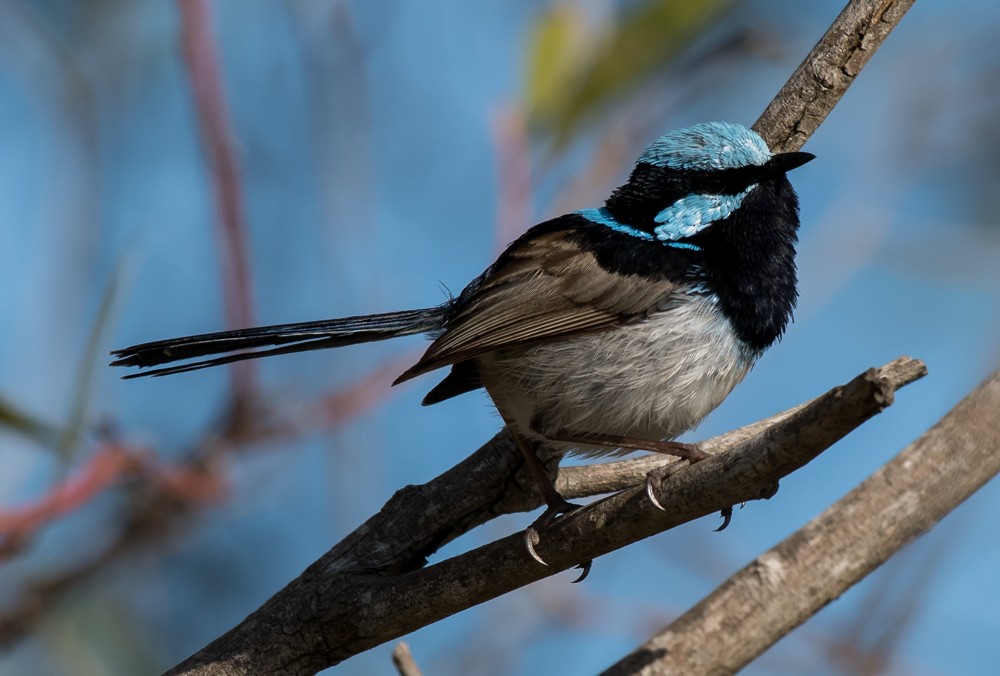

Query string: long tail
110 306 447 379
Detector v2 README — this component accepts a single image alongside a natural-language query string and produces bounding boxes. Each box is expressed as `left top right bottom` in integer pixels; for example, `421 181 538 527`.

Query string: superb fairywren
113 122 813 541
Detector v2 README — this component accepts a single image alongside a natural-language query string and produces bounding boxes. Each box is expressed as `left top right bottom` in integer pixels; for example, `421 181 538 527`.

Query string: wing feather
396 229 679 382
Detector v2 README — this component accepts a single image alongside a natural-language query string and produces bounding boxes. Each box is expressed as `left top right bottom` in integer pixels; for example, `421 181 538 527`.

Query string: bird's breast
477 293 755 458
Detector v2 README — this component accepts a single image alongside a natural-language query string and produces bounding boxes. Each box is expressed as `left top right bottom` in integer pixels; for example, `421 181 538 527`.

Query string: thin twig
0 442 224 559
752 0 918 151
391 642 423 676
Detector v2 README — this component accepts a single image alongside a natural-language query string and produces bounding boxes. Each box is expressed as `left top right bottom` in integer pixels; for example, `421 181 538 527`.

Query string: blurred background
1 0 999 674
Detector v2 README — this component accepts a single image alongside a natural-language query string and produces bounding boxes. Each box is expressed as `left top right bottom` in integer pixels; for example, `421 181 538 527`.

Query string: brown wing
395 229 679 383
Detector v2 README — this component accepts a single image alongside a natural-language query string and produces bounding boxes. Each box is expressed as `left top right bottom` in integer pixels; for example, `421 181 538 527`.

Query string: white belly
477 294 753 458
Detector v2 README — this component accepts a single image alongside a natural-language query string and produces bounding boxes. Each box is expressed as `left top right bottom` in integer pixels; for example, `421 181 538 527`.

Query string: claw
571 560 593 583
525 527 547 565
524 498 582 567
645 473 666 511
644 460 689 512
715 505 734 532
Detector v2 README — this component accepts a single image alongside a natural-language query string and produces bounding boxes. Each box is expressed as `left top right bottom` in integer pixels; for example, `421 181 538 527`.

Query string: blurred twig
823 528 958 676
490 108 533 250
0 440 224 562
0 395 57 445
0 355 408 647
0 483 195 648
311 351 422 428
391 642 422 676
55 253 130 462
178 0 257 403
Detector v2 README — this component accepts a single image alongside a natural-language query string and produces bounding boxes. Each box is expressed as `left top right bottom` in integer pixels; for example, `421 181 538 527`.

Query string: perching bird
112 121 812 550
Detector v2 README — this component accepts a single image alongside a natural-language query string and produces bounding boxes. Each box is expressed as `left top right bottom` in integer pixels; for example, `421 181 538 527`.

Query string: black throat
574 169 801 355
689 175 801 354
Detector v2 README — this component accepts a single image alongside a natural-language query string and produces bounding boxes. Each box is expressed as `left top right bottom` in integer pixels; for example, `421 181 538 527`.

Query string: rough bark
753 0 918 152
602 366 1000 675
166 358 926 675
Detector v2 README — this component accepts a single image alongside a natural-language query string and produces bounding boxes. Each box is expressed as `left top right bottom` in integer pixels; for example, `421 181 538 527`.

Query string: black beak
766 151 815 174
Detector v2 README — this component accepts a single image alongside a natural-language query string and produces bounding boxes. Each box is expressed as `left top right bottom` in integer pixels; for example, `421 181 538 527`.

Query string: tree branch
391 642 423 676
602 364 1000 675
753 0 917 151
165 357 925 675
556 354 923 498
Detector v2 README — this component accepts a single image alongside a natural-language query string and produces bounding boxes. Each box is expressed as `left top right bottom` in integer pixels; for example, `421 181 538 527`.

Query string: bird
112 121 813 560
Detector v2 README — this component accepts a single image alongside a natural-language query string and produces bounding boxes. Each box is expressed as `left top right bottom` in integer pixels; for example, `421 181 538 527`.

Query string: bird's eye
695 173 727 194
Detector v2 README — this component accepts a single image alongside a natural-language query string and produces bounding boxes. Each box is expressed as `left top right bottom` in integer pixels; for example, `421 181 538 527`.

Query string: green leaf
526 0 735 146
525 6 590 126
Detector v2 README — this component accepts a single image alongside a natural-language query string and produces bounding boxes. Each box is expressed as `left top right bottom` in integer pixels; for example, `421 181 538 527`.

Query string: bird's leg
515 433 580 527
547 428 729 526
506 430 582 565
549 428 709 463
500 424 590 578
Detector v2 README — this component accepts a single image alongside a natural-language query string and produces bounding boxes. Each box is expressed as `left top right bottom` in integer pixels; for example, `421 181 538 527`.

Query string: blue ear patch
577 208 703 251
653 187 755 243
639 122 770 172
576 208 653 240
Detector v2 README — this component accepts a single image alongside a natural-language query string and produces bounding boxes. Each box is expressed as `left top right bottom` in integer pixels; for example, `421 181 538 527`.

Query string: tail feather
110 307 447 378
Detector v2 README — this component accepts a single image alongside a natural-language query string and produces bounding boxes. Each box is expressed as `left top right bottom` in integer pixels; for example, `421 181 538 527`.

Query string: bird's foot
715 482 779 532
525 495 580 564
758 482 780 500
525 495 592 581
644 462 686 512
645 440 709 463
715 505 734 532
644 442 709 512
571 560 593 583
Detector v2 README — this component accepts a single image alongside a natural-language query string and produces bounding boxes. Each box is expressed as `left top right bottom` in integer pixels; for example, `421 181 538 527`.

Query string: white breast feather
478 294 753 458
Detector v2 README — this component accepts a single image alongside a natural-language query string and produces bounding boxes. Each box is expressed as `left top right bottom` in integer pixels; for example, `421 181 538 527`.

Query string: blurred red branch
0 349 411 561
0 444 136 543
0 442 226 559
2 0 423 653
0 352 407 644
178 0 257 401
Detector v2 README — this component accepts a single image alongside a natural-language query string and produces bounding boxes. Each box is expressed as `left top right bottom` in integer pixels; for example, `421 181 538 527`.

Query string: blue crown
639 122 771 171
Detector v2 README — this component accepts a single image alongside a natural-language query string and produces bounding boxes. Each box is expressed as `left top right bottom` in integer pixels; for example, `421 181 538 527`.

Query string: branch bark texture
166 358 925 675
753 0 917 151
602 365 1000 675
